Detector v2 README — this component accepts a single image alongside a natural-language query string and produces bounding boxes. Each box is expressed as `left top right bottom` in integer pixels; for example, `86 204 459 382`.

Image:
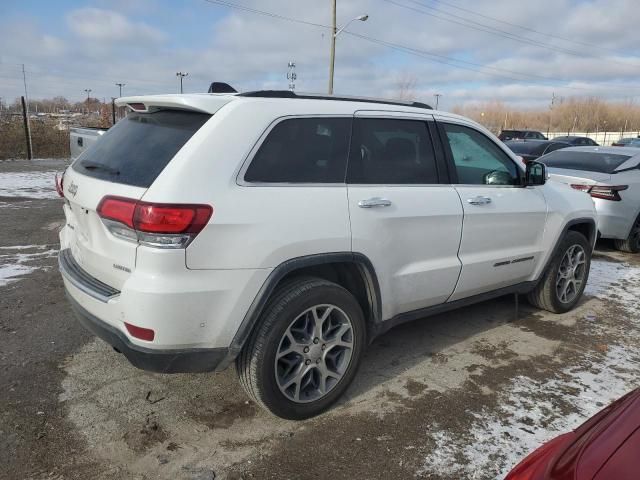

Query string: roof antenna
287 62 297 91
208 82 237 94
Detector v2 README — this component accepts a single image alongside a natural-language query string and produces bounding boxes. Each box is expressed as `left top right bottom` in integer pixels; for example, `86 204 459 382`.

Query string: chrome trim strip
58 249 120 303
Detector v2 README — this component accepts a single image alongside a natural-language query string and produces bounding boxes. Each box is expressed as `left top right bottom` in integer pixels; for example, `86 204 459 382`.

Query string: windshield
72 110 211 188
541 150 631 173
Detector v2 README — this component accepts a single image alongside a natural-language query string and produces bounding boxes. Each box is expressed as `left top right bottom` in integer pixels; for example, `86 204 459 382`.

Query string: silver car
541 146 640 253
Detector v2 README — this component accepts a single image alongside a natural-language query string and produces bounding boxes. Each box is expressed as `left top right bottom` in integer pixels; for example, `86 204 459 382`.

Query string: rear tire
236 277 366 420
614 215 640 253
527 231 591 313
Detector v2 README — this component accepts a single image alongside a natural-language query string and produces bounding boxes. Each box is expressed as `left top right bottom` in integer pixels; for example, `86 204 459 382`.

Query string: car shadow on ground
337 292 572 409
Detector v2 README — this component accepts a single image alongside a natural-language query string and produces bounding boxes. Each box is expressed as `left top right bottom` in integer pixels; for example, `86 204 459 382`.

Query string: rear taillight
504 433 572 480
97 196 213 248
55 173 64 198
570 184 627 201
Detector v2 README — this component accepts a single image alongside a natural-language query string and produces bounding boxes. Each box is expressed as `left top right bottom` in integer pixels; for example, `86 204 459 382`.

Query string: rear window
244 117 351 183
541 151 631 174
72 110 211 188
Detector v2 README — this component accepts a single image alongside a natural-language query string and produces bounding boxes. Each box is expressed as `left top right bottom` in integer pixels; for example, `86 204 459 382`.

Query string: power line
200 0 640 93
383 0 612 61
424 0 633 57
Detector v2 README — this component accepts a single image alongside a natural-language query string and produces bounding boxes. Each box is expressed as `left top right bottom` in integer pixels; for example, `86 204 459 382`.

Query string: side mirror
525 161 546 186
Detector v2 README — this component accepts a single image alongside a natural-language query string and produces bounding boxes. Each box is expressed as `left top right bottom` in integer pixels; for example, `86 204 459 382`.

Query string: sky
1 0 640 109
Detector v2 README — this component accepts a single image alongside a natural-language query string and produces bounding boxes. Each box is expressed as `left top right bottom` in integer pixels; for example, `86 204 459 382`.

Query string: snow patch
419 257 640 479
0 247 58 286
0 171 60 199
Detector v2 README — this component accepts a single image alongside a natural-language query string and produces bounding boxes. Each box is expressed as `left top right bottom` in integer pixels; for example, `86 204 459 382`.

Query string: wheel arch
534 217 597 286
223 252 381 367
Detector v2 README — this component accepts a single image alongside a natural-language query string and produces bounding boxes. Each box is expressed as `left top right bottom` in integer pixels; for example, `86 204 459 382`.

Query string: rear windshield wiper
80 160 120 175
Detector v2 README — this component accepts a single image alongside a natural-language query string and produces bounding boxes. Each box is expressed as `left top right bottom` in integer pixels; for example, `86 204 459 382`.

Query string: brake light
55 173 64 198
124 322 155 341
97 196 136 228
504 433 571 480
570 184 627 201
97 196 213 248
128 102 146 111
134 204 211 234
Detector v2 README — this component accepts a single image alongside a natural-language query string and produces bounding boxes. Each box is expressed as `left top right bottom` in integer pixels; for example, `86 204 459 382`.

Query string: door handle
467 196 492 205
358 197 392 208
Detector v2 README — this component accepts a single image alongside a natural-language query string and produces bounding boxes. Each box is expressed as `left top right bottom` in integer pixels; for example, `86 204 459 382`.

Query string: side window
347 118 438 184
442 123 520 186
244 117 351 183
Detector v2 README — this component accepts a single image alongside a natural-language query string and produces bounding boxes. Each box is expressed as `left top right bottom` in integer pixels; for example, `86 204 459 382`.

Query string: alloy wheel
556 244 587 304
275 304 354 403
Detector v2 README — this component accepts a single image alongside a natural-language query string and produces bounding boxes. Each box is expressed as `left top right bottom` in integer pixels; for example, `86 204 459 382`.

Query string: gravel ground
1 159 639 480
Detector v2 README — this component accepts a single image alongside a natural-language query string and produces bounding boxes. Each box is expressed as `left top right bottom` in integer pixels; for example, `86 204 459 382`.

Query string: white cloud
66 7 165 45
1 0 640 107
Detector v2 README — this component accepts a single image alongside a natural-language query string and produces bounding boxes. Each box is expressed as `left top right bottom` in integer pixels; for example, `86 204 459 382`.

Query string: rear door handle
358 197 392 208
467 196 492 205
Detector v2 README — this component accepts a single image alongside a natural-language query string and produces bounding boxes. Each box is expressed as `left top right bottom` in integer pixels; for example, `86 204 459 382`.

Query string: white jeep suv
58 91 597 419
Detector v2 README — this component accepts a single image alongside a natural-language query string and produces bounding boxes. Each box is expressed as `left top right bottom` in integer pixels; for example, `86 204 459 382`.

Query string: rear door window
347 118 438 184
244 117 351 183
72 110 211 188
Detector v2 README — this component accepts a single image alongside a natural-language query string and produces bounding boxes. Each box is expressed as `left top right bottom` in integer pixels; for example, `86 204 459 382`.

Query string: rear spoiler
115 94 236 114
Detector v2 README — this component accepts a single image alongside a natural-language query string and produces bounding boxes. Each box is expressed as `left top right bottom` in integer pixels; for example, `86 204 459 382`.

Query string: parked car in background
540 146 640 252
550 135 599 146
504 139 570 163
505 388 640 480
611 137 639 147
58 90 597 419
69 127 107 159
626 139 640 148
498 129 547 141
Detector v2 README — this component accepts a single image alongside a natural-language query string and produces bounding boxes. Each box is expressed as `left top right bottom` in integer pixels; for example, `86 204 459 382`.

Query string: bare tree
394 72 418 101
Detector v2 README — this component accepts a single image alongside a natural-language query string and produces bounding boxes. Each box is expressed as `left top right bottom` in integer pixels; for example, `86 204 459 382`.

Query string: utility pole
84 89 92 114
21 96 33 160
433 93 442 110
115 82 125 97
547 92 556 138
328 0 337 95
327 4 368 95
21 64 33 158
176 72 188 93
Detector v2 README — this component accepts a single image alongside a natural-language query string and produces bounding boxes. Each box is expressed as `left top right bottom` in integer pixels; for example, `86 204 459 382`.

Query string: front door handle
358 197 392 208
467 196 492 206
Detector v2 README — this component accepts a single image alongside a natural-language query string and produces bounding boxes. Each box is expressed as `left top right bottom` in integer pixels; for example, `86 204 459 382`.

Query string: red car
504 388 640 479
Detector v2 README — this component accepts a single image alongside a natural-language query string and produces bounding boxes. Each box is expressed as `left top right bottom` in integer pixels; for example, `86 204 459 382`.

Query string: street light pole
116 82 125 97
176 72 189 94
327 4 368 95
328 0 337 95
84 89 92 114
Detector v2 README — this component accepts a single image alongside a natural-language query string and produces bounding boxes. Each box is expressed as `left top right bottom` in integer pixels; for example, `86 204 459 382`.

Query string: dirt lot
1 159 639 480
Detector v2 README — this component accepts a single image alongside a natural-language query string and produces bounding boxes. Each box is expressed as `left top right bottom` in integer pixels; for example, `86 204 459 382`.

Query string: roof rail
238 90 432 110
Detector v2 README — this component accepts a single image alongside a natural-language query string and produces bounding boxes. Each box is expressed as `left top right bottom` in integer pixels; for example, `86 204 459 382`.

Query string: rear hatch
62 107 213 290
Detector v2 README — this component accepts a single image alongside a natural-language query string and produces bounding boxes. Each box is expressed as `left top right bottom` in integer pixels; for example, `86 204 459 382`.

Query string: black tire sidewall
253 280 366 420
547 231 591 312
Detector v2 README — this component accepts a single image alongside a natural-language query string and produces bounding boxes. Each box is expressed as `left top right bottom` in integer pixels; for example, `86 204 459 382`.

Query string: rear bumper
594 200 635 240
65 291 228 373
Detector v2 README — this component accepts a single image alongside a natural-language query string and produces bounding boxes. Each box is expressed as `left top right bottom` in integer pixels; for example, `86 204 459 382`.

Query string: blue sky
1 0 640 108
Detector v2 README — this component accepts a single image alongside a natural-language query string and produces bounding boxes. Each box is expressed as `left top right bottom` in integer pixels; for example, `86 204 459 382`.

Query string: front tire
614 215 640 253
527 231 591 313
236 277 366 420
